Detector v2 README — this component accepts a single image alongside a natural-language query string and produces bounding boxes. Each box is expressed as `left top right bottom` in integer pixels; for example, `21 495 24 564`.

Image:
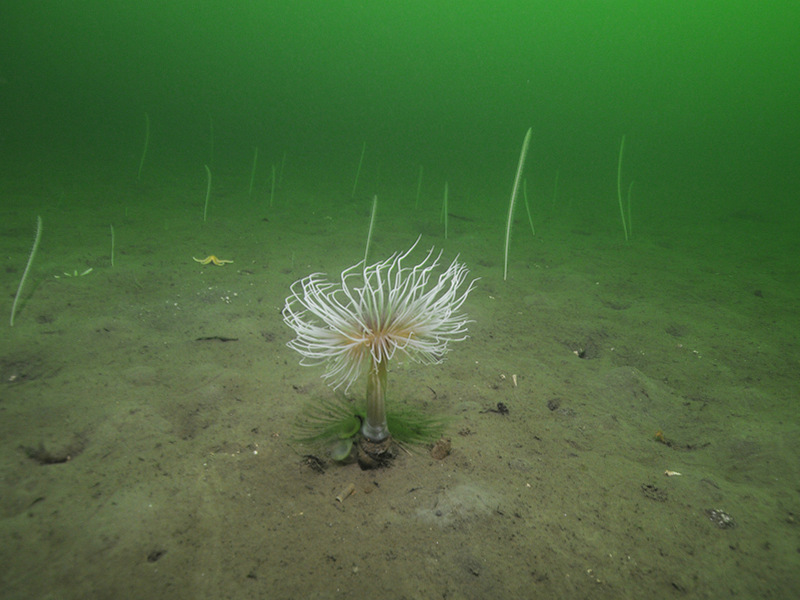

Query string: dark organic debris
640 483 668 502
302 454 326 474
147 549 166 562
21 440 84 465
480 402 509 415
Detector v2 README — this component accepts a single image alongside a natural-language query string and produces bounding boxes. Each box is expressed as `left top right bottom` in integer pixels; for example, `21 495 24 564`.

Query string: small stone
430 437 452 460
705 508 736 529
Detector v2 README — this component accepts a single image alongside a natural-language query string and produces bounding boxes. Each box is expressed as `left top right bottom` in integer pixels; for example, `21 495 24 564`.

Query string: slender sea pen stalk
137 112 149 181
249 147 258 198
10 216 42 327
504 127 532 281
523 178 535 237
364 195 378 265
617 135 628 242
110 224 115 267
203 164 212 221
351 141 366 198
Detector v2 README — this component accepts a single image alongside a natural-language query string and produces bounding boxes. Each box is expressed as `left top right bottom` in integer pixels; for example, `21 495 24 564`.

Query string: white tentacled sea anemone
283 239 477 443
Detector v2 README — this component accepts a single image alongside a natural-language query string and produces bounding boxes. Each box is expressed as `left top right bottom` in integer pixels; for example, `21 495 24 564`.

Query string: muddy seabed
2 166 798 599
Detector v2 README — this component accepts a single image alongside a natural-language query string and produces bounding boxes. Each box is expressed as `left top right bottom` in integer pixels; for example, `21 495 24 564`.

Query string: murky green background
2 3 798 599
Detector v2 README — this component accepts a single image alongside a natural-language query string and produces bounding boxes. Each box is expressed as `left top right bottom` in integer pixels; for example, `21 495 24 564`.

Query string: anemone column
362 357 389 442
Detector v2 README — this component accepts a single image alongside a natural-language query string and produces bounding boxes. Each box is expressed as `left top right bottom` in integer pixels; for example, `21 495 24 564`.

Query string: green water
1 3 798 599
3 2 797 211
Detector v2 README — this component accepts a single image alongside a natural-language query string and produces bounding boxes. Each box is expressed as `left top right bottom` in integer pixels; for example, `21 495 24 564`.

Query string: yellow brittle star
193 255 234 266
